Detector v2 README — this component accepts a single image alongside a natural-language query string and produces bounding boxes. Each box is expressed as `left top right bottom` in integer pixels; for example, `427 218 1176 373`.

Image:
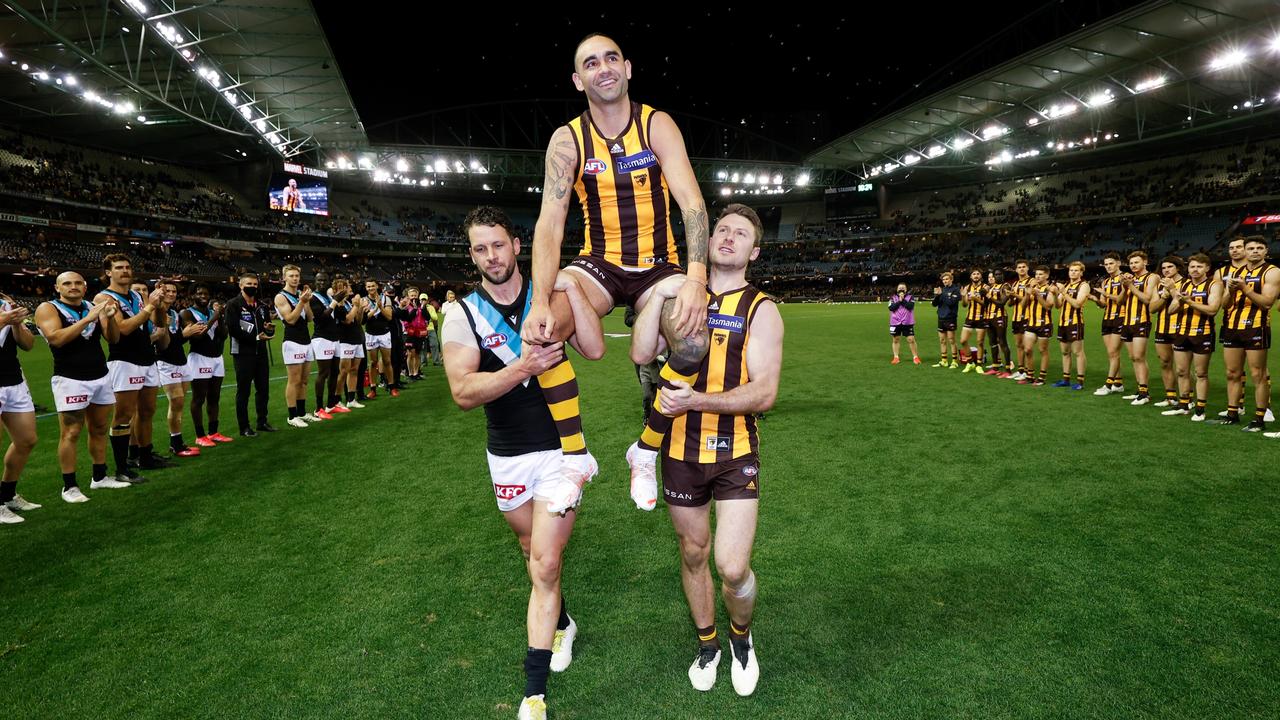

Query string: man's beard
480 263 515 285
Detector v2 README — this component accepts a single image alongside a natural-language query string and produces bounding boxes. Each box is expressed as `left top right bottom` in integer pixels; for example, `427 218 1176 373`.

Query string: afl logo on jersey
584 158 608 176
482 332 507 350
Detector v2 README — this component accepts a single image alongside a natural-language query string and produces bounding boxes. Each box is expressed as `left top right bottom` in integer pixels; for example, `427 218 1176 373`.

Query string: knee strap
730 570 756 600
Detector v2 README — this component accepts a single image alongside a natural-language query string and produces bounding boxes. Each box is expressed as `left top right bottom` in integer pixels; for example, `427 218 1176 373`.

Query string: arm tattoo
682 206 709 267
544 130 577 203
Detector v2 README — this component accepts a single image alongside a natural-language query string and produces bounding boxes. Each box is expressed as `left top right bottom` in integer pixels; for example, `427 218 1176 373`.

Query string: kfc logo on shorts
583 158 608 176
199 367 213 375
292 353 307 361
494 484 526 500
482 333 508 350
65 394 89 404
129 376 145 385
169 372 183 379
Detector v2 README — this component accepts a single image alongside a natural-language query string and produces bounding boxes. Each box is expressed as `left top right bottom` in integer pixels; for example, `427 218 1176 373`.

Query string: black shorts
1024 323 1052 339
567 256 683 308
661 453 760 507
987 317 1007 335
1057 324 1083 343
937 320 957 333
1221 326 1272 351
1120 322 1152 341
963 319 989 330
1173 334 1215 355
406 337 425 351
1154 331 1177 345
1101 320 1124 336
1010 320 1027 335
890 324 914 337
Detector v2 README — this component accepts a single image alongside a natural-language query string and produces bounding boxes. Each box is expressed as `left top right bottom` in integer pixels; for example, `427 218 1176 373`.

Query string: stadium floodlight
1046 141 1055 149
721 187 732 196
373 169 390 182
125 0 148 14
743 173 756 185
1210 48 1247 71
395 158 409 173
796 172 810 186
1244 100 1253 108
19 63 28 71
772 174 783 185
951 136 974 150
1046 103 1077 119
928 145 946 158
254 119 266 133
757 173 770 186
902 154 920 165
730 172 740 183
136 115 146 122
181 49 193 60
469 159 481 171
884 163 899 174
239 106 253 120
868 167 881 177
1056 143 1065 150
434 159 449 173
36 71 49 81
981 125 1006 141
1133 75 1167 93
1086 91 1114 107
337 156 350 169
1027 117 1040 126
326 161 336 169
717 170 727 180
454 160 466 173
64 75 76 86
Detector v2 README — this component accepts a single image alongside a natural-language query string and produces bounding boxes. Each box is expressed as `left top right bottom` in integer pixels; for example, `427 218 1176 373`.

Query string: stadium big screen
267 162 329 216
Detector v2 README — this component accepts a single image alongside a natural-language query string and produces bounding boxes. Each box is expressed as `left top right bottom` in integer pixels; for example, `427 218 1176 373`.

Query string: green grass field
3 304 1279 719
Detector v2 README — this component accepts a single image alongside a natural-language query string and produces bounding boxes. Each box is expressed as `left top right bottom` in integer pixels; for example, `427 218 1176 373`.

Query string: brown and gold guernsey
1125 272 1152 325
1027 285 1053 327
964 282 987 323
1010 277 1031 322
666 285 770 464
568 102 679 270
1155 278 1184 335
1059 280 1084 327
1183 278 1214 337
1225 263 1278 330
1102 274 1126 322
985 284 1006 322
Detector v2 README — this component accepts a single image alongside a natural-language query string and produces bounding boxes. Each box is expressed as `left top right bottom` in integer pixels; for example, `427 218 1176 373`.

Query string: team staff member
931 272 961 368
225 272 277 436
888 284 920 365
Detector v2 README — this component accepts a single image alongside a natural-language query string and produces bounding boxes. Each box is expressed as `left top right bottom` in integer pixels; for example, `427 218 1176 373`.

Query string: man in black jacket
225 272 277 437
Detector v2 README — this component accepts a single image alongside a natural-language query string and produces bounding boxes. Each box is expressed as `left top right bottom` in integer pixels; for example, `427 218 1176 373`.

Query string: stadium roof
807 0 1280 186
0 0 365 164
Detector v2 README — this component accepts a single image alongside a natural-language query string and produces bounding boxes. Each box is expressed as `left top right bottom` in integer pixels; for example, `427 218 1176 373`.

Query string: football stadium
2 2 1279 718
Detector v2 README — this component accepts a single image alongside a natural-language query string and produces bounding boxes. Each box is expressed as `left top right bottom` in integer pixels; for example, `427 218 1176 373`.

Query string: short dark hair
716 203 764 247
1188 253 1211 266
192 283 210 294
463 206 517 242
239 271 258 281
1015 258 1030 267
158 278 179 289
574 32 619 68
1244 235 1268 247
1035 265 1050 274
1103 251 1122 262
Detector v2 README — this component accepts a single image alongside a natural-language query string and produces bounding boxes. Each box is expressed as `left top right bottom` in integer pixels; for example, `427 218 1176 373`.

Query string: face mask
243 286 259 298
